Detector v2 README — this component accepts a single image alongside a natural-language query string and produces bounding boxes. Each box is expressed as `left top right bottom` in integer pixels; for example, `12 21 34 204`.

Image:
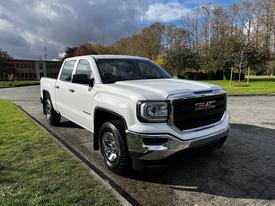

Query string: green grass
0 98 119 206
245 75 275 80
0 81 40 88
202 80 275 95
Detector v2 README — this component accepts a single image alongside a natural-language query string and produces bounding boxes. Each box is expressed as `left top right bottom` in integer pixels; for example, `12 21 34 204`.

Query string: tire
44 98 61 126
99 120 131 175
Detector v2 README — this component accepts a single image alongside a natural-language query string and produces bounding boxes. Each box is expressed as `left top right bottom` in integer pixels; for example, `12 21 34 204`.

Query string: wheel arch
93 107 127 150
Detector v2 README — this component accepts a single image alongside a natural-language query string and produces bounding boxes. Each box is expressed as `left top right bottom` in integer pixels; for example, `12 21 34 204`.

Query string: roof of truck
92 55 148 60
66 55 149 60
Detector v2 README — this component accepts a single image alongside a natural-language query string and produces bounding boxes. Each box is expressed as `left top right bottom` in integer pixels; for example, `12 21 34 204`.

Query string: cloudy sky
0 0 238 59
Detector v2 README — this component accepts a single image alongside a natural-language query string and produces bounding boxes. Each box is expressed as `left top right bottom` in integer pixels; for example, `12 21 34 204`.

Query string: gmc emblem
195 100 216 111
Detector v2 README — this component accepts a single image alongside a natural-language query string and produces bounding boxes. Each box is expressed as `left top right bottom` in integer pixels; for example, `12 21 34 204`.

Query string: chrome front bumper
126 128 229 159
126 108 230 169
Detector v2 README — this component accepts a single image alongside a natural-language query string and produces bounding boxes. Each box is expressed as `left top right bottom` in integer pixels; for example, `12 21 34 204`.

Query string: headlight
137 101 169 122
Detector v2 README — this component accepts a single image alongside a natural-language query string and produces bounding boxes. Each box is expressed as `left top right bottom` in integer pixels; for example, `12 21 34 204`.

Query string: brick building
0 59 62 80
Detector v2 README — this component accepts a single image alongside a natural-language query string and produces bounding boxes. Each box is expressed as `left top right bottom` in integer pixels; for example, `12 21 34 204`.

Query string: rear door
69 59 95 130
55 60 76 118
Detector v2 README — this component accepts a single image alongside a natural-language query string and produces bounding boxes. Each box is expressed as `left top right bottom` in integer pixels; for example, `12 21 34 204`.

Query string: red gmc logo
195 100 216 111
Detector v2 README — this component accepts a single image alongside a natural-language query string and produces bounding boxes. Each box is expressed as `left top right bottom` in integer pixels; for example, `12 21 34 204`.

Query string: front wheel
99 120 131 175
44 99 61 126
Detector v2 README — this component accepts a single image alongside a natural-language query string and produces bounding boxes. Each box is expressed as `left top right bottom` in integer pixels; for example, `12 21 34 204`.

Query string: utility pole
44 46 47 60
202 6 211 47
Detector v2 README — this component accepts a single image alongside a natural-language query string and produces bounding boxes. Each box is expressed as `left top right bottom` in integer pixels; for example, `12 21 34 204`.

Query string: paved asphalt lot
0 85 275 206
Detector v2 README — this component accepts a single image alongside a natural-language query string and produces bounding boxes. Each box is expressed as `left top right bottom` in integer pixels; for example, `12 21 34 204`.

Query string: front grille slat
174 107 225 121
172 94 226 130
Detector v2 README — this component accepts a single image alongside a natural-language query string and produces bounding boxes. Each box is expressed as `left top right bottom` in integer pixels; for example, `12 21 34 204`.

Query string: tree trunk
238 49 245 85
230 67 233 85
247 66 250 85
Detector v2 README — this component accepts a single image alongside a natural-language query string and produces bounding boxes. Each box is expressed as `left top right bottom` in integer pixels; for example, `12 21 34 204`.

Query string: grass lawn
245 75 275 80
0 98 119 206
202 80 275 95
0 81 40 88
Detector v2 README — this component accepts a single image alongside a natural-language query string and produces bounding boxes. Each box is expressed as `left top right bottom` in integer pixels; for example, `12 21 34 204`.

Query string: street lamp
202 6 211 47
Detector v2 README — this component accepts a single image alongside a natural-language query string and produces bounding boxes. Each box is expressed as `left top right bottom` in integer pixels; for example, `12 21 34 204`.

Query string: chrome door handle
68 88 74 93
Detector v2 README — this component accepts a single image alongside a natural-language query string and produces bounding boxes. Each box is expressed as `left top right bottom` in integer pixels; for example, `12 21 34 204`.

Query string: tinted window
138 62 162 78
76 59 93 78
96 59 171 84
60 60 76 81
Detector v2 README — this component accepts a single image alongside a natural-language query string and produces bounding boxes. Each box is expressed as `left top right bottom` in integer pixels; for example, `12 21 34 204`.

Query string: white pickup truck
40 55 230 174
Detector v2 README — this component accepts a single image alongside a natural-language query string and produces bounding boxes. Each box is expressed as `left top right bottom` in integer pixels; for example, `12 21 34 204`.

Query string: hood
113 78 220 100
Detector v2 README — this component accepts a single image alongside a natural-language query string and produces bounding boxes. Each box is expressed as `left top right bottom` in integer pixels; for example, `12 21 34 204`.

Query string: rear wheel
44 99 61 126
99 120 131 175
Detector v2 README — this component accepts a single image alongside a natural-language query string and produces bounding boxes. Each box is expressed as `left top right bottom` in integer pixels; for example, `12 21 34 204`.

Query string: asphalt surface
0 85 275 206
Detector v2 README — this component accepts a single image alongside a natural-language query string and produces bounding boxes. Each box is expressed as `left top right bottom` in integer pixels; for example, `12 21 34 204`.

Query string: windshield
96 59 171 84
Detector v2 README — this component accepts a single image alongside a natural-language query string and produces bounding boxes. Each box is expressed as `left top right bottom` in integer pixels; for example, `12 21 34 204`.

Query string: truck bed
40 77 57 105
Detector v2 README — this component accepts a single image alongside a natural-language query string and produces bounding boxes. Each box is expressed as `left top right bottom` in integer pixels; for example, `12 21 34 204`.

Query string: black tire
44 98 61 126
99 120 131 175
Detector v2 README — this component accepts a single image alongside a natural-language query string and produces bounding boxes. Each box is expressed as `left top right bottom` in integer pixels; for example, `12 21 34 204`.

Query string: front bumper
126 112 230 170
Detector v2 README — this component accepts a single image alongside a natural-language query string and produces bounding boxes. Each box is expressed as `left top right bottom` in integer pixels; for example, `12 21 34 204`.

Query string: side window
76 59 93 78
60 60 76 81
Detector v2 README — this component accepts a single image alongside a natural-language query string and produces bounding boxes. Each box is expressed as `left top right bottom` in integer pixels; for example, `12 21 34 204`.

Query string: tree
154 54 165 67
164 48 200 77
111 22 165 59
203 35 240 78
164 25 190 51
0 49 11 61
74 44 98 56
93 43 110 54
62 47 77 60
0 49 15 80
139 23 165 59
232 0 260 83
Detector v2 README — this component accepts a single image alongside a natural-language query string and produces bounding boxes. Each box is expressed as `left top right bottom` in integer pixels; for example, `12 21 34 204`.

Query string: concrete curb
17 105 140 206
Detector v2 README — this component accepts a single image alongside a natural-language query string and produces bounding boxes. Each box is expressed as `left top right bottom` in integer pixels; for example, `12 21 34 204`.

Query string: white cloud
0 19 13 31
34 2 60 21
33 1 77 22
145 2 190 22
58 51 66 59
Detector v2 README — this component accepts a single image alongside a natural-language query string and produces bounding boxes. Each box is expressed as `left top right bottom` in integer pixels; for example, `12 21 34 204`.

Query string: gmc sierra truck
40 55 230 174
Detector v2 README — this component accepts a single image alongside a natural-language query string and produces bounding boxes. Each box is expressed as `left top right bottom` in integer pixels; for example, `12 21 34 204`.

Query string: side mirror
88 78 95 87
72 74 94 87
